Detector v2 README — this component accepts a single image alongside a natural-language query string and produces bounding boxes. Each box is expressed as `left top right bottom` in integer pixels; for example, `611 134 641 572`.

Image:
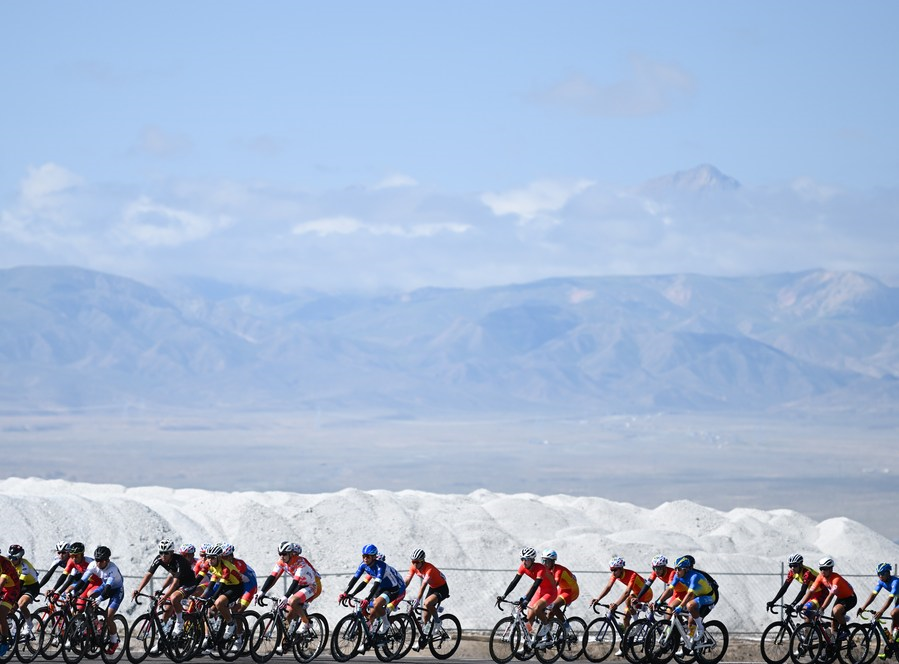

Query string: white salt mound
2 477 896 635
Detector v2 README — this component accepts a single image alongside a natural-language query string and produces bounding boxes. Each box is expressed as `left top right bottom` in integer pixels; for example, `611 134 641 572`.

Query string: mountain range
2 265 898 417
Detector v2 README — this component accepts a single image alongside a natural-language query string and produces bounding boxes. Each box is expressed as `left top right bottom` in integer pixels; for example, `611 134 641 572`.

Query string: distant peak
640 164 741 193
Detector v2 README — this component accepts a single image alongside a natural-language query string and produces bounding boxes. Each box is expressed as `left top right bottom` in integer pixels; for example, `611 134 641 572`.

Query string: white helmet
158 539 175 554
652 555 668 567
609 556 625 569
542 549 558 561
819 557 835 569
520 547 538 560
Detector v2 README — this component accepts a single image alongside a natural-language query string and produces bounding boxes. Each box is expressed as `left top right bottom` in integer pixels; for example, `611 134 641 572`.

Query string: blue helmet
362 544 378 556
675 556 692 569
877 562 892 575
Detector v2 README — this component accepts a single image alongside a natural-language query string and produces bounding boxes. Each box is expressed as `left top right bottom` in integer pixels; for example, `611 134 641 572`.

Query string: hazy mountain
1 265 898 416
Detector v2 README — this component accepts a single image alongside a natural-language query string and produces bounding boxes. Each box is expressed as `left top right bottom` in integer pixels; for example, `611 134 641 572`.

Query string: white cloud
535 55 696 117
117 196 231 246
481 179 594 222
371 174 419 190
292 216 470 238
20 163 84 210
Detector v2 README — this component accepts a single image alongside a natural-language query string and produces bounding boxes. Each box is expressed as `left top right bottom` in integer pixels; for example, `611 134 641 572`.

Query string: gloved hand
360 599 370 610
255 593 266 605
673 606 683 614
338 592 348 602
518 597 528 607
766 601 774 611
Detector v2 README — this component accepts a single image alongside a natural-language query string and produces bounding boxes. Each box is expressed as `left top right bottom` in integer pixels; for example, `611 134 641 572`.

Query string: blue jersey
353 560 405 593
874 576 899 596
669 570 714 597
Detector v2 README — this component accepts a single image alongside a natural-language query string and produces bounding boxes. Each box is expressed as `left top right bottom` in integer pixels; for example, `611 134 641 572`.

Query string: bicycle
646 604 728 664
35 592 77 661
789 608 865 664
248 595 328 663
761 604 803 664
60 598 127 664
125 591 195 664
179 595 250 662
396 597 462 660
330 596 405 662
488 598 563 664
0 612 21 664
850 610 898 664
544 603 587 662
583 601 643 663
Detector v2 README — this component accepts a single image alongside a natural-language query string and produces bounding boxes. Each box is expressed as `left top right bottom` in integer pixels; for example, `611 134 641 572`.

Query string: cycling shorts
834 595 857 612
220 586 243 605
532 587 558 608
556 587 579 606
378 586 405 605
21 582 41 601
291 577 323 605
693 595 715 608
426 584 450 603
239 581 258 608
95 586 125 612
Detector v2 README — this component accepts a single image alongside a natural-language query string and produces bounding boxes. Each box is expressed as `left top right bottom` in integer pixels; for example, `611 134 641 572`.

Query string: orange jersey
407 562 447 589
810 572 855 600
0 556 20 589
518 561 556 597
550 564 578 593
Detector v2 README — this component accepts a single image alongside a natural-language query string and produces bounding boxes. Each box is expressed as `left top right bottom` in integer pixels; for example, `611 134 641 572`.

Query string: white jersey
82 560 124 590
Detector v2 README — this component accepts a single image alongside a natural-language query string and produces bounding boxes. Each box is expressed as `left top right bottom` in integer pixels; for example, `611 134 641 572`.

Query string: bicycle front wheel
694 620 728 664
489 616 520 664
791 623 824 664
292 614 328 663
39 611 69 661
60 616 89 664
650 619 680 664
331 614 362 663
583 616 617 663
248 613 281 664
622 618 653 664
847 625 879 664
839 626 873 664
534 619 563 664
374 617 405 662
1 614 20 664
761 621 793 664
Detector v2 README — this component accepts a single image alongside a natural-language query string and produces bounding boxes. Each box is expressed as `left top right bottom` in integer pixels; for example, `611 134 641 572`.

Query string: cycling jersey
617 569 651 599
669 570 714 597
407 562 447 589
0 556 20 590
15 558 40 585
352 560 405 593
205 559 243 586
80 560 124 592
147 553 198 587
872 576 899 598
270 555 303 579
518 561 557 599
292 559 320 588
810 572 855 599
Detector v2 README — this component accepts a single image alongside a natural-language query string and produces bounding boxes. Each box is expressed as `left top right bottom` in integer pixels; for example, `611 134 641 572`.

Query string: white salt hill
2 477 896 635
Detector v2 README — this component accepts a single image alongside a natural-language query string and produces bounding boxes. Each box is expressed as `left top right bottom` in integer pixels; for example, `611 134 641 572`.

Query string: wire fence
69 563 890 639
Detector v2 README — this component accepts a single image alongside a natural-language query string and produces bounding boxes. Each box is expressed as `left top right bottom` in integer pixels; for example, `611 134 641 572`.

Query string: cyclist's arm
365 581 382 601
132 570 155 598
500 573 523 600
634 578 653 603
787 583 809 607
593 576 615 603
258 574 278 596
38 561 63 588
522 576 542 604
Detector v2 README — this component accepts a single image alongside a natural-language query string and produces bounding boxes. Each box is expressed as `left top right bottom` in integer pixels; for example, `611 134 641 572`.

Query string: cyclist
591 556 650 652
855 563 898 642
540 549 579 622
37 541 71 592
497 547 557 641
131 538 198 637
0 552 22 658
221 542 258 613
339 544 406 653
8 544 42 639
67 546 125 655
767 553 826 616
635 555 677 608
55 541 99 608
258 542 322 634
798 557 857 638
654 555 717 643
195 543 246 650
404 548 450 651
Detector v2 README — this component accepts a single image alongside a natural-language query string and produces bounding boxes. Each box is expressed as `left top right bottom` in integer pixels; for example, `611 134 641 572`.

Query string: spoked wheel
1 615 21 664
534 619 563 664
489 617 521 664
374 617 406 662
217 615 249 662
17 611 45 664
428 613 461 660
846 625 879 664
583 616 616 663
99 616 127 664
558 617 586 662
330 614 362 663
248 614 281 664
650 620 680 664
694 620 728 664
622 618 653 664
61 616 89 664
839 627 873 664
292 614 328 663
791 623 824 664
761 621 794 664
39 611 69 661
391 615 415 660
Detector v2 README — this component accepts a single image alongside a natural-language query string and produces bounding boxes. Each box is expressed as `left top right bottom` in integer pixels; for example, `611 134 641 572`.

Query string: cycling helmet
684 555 696 566
292 543 303 555
158 539 175 554
675 556 692 569
69 542 85 555
199 543 212 557
206 544 224 557
221 542 235 556
362 544 378 556
609 556 625 569
278 541 293 555
411 548 426 562
179 544 196 555
520 547 538 560
56 541 71 553
8 544 24 561
542 549 558 561
94 546 111 561
818 557 834 569
652 555 668 567
788 553 804 565
877 563 892 575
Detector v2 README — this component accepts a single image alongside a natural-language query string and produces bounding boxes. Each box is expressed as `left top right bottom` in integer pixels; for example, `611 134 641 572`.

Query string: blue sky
2 1 898 292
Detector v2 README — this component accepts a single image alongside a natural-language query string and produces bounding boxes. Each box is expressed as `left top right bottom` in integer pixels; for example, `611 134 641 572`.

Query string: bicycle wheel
293 613 328 663
839 627 873 664
124 615 152 664
178 614 204 661
375 617 406 662
694 620 728 664
427 612 461 660
762 621 794 664
489 617 521 664
535 619 563 664
248 613 281 664
331 614 362 662
848 625 880 664
40 611 69 660
623 618 653 664
390 614 415 660
100 615 127 664
1 615 21 664
217 614 249 662
791 623 824 664
17 611 44 664
650 619 680 664
558 617 586 662
61 616 89 664
583 616 617 663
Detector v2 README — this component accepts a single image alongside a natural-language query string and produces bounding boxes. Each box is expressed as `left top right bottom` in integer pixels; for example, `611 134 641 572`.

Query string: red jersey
407 562 447 589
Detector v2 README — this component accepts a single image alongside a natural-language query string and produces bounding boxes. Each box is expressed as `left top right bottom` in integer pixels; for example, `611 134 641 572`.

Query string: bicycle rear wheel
61 615 89 664
534 619 563 664
583 616 616 663
791 623 824 664
489 616 520 664
622 618 653 664
374 617 405 662
292 613 328 663
694 620 728 664
331 614 362 662
1 615 21 664
17 611 44 664
559 617 586 662
428 613 461 660
99 615 127 664
839 627 873 664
